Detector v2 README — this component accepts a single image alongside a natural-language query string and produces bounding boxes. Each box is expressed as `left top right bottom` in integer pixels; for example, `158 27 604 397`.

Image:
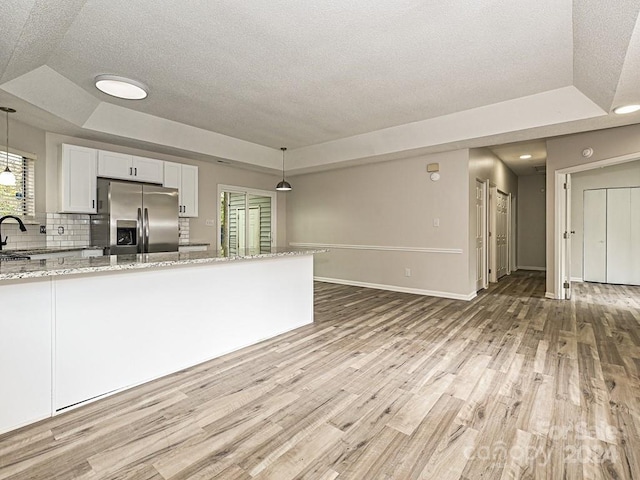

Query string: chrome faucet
0 215 27 250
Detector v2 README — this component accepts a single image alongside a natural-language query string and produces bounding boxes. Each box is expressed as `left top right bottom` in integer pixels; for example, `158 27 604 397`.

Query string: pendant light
0 107 17 186
276 147 292 191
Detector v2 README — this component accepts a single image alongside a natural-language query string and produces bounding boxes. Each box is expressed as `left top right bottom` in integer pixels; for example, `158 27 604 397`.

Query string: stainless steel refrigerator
91 178 179 255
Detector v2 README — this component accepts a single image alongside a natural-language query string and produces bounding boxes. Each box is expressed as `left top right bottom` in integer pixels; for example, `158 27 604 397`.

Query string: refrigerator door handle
137 208 143 254
144 208 150 254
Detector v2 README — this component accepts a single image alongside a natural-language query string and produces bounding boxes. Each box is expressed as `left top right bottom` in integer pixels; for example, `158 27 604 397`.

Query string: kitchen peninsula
0 249 323 434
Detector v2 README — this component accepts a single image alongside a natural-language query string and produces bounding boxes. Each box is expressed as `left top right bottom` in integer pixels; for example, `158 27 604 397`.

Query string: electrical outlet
405 268 411 277
57 226 64 235
39 225 46 234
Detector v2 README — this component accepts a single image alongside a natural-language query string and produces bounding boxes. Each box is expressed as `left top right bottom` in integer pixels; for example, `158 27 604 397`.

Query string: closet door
631 188 640 285
606 188 632 284
583 189 607 283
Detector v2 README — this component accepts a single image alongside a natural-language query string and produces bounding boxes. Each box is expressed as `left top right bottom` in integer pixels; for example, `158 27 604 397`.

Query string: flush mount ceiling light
0 107 17 186
95 75 148 100
519 154 532 160
276 147 292 192
613 104 640 115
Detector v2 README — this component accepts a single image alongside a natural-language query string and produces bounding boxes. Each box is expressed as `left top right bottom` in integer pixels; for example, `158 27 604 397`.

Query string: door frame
217 184 277 253
553 152 640 299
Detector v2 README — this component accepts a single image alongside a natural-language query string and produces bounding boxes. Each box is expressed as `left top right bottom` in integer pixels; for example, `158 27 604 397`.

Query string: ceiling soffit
1 1 640 173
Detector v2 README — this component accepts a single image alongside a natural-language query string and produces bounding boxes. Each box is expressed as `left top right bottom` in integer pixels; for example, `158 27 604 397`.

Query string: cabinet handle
183 205 186 214
134 167 137 176
129 167 133 176
92 200 95 209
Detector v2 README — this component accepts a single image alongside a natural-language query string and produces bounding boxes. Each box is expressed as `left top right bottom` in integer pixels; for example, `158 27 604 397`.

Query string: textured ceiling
2 0 640 173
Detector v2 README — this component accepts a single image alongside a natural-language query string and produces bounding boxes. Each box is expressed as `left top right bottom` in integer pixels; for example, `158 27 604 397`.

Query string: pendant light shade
276 147 292 191
0 107 16 186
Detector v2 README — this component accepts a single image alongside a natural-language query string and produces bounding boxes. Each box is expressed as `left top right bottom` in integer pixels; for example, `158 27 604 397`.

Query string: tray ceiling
2 0 640 173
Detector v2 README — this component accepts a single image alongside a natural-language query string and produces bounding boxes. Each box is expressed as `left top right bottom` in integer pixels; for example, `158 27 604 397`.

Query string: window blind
0 151 35 217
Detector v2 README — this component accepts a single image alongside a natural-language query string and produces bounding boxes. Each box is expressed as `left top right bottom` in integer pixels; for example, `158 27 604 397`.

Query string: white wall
44 133 286 247
570 160 640 280
517 175 546 270
546 123 640 296
287 150 473 299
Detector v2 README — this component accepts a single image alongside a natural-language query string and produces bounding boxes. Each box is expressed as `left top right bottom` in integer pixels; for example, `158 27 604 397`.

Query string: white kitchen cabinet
59 144 97 213
164 162 199 217
98 151 163 184
0 280 52 434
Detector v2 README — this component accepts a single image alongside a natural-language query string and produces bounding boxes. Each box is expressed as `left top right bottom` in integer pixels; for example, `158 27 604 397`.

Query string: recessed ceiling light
95 75 148 100
519 154 532 160
613 104 640 115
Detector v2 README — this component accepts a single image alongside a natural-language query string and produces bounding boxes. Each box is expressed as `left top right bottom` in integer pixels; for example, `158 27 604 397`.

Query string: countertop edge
0 249 327 281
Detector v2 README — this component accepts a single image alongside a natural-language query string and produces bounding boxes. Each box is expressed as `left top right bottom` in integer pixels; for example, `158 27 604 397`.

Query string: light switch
433 218 440 227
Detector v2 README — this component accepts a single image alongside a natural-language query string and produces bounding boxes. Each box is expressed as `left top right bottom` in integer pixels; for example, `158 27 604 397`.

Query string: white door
496 191 509 279
631 188 640 285
607 188 632 284
475 180 486 291
489 187 497 283
583 189 606 283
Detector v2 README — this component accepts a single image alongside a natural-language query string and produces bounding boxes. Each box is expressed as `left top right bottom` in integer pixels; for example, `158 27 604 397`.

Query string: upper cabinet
59 144 97 213
60 144 197 217
163 162 199 217
97 151 164 184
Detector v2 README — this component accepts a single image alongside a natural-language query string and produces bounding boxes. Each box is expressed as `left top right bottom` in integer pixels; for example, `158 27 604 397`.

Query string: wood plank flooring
2 271 640 479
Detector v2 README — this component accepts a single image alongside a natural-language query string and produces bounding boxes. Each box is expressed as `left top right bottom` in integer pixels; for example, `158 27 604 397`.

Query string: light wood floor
2 272 640 479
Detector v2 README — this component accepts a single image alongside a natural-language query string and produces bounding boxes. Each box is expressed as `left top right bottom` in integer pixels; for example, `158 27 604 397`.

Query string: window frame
0 150 36 218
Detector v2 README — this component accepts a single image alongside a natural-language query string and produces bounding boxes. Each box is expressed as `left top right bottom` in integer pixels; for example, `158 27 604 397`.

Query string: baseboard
314 276 477 301
518 266 547 272
545 292 556 299
570 277 583 283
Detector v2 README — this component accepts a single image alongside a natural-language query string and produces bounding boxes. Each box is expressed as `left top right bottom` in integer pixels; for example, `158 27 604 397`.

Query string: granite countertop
0 248 326 281
1 246 105 256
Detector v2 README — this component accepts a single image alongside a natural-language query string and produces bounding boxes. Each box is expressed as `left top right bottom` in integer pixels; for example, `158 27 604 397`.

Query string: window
0 151 35 217
218 185 276 256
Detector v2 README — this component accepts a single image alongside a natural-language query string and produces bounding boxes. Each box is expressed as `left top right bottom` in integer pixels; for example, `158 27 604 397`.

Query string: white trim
570 277 583 283
545 292 556 299
314 276 476 301
289 242 463 254
517 265 546 271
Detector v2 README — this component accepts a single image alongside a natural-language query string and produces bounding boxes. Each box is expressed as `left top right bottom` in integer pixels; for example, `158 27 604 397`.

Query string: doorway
218 185 276 256
489 186 512 283
475 179 489 291
554 152 640 299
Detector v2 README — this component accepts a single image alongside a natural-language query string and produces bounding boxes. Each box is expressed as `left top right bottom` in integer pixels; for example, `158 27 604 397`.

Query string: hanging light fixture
0 107 17 186
276 147 292 191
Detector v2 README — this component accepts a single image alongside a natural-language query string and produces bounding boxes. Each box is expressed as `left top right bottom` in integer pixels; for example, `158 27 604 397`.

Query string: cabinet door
60 144 97 213
163 161 181 189
98 150 132 180
132 156 164 184
180 164 199 217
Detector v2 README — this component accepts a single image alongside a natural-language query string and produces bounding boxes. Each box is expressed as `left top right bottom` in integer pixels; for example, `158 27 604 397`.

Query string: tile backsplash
46 213 91 248
179 218 190 245
1 213 47 250
2 213 190 250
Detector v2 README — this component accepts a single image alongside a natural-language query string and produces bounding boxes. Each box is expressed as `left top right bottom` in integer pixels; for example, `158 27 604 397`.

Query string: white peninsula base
0 254 314 434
